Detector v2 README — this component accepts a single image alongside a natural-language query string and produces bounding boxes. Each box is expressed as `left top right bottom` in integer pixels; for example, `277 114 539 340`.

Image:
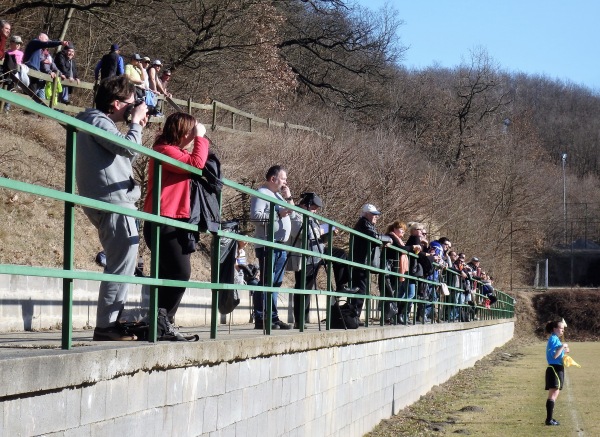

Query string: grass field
367 341 597 436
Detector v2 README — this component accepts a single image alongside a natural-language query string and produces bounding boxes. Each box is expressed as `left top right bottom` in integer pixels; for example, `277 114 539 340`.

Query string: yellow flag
563 355 581 368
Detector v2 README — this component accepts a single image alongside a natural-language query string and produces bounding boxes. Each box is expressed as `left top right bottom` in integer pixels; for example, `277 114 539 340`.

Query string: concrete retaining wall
0 319 514 436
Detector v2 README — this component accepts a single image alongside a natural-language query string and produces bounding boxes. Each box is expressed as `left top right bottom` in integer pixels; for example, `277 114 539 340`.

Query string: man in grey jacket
76 76 148 341
250 165 295 330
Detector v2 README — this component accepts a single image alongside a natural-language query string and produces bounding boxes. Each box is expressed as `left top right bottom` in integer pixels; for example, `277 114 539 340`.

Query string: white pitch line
564 371 584 436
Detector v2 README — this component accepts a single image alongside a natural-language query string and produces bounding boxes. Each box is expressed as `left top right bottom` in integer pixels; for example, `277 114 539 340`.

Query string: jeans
61 86 70 103
253 247 287 322
449 290 467 321
424 286 438 320
397 281 415 320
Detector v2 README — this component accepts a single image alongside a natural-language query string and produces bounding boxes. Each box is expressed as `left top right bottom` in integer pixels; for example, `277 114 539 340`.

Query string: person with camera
142 113 209 329
250 165 295 330
75 76 148 341
287 192 327 329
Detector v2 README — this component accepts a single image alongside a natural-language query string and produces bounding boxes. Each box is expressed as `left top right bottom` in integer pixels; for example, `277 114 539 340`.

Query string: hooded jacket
75 108 142 208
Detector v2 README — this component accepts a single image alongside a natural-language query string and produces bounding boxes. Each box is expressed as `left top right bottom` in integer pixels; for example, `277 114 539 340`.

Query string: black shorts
545 364 564 390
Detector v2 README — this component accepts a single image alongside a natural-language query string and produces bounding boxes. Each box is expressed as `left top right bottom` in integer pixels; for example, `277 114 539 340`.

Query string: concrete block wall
0 320 514 436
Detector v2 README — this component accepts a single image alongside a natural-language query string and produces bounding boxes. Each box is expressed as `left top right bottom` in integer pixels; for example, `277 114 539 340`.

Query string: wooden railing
0 64 331 138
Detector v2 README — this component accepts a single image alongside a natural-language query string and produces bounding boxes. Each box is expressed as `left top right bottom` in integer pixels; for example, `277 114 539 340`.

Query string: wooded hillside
2 0 599 288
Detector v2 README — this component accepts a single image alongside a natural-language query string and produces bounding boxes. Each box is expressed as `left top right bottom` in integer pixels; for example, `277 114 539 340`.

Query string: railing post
210 190 223 339
187 97 192 114
264 206 276 335
61 126 77 350
231 112 235 131
325 227 333 330
149 161 162 342
365 241 371 327
379 244 386 326
298 214 309 332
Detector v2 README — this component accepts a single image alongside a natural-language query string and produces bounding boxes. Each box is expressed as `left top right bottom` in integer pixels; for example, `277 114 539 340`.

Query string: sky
354 0 600 91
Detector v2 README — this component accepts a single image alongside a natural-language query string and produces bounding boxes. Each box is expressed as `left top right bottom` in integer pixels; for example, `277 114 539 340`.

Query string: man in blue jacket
23 33 69 95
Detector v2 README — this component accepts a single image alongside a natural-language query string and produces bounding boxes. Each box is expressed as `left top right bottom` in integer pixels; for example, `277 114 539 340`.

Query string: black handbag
330 300 359 329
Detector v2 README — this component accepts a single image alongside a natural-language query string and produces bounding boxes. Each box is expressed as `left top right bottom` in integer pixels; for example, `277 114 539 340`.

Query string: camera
124 99 159 122
299 192 323 208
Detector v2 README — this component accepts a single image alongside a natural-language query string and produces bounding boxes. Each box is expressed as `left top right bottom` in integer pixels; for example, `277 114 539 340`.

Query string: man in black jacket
349 203 388 322
55 44 79 104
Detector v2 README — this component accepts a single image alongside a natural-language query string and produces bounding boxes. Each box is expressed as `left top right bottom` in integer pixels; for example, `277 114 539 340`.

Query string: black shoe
159 318 184 340
254 320 277 329
273 320 291 330
545 419 560 426
93 325 137 341
293 323 306 329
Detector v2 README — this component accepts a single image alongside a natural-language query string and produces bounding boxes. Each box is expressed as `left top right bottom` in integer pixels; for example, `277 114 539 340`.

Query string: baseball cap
110 43 119 51
132 53 142 61
361 204 381 215
10 35 23 44
471 257 480 262
152 59 162 66
142 56 151 62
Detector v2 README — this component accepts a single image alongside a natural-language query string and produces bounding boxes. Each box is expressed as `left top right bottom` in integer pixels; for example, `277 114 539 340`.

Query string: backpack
216 220 241 314
100 51 119 79
330 300 359 329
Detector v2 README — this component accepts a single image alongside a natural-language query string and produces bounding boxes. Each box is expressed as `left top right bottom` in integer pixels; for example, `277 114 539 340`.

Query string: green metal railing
0 89 515 349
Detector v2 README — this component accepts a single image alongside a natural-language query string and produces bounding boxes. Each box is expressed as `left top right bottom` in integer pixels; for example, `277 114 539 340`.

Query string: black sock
546 399 554 421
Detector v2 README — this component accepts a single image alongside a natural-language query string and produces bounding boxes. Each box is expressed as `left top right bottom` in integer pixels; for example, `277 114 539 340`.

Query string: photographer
143 113 209 329
287 192 326 328
75 76 148 341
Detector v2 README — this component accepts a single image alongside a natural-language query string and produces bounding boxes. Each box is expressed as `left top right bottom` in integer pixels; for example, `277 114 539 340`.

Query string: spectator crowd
1 22 172 112
0 23 501 340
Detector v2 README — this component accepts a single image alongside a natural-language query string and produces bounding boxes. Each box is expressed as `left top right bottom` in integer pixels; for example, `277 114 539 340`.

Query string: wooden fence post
212 101 217 131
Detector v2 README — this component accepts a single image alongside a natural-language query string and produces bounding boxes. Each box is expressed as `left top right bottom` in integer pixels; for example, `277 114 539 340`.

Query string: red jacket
143 136 209 218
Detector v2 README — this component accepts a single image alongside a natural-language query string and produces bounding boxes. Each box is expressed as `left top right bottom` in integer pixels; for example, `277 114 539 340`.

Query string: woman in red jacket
143 112 209 324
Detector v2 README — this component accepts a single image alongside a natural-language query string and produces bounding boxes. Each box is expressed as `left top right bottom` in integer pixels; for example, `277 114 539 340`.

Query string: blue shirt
546 333 563 365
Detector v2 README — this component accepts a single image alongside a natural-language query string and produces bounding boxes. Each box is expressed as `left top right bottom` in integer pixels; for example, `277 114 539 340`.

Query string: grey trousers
84 208 139 328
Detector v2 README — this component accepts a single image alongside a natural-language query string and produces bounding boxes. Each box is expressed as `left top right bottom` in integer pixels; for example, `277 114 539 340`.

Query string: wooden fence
0 65 331 138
